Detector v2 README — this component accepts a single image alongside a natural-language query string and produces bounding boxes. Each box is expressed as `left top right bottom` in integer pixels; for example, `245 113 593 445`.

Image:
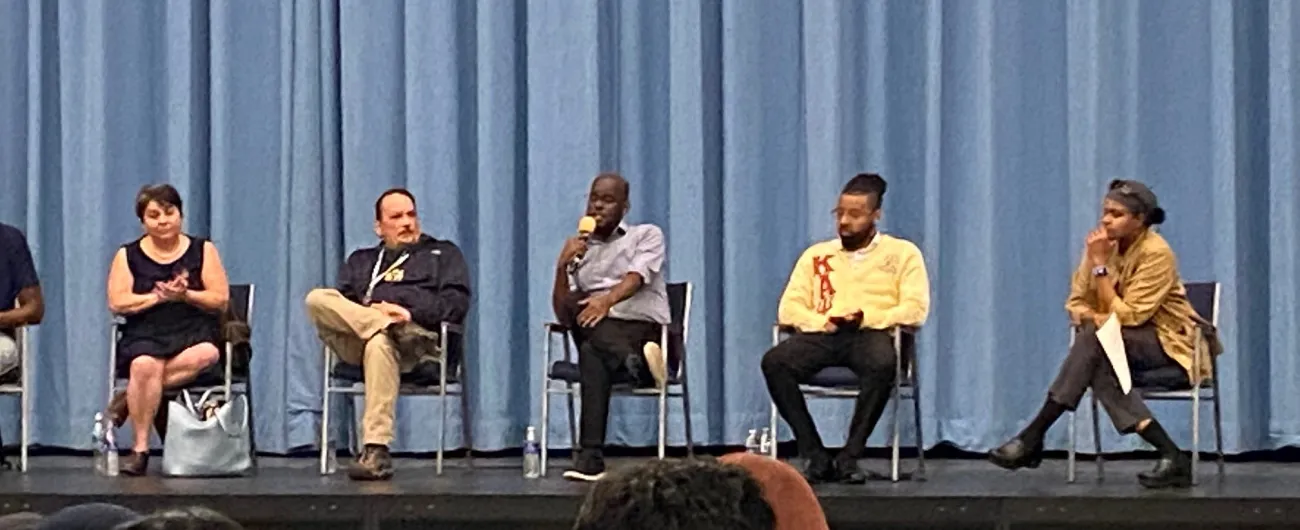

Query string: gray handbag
161 389 253 477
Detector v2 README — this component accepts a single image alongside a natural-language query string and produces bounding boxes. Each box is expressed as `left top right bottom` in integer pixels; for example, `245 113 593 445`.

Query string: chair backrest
666 282 692 376
227 284 254 323
1184 281 1218 326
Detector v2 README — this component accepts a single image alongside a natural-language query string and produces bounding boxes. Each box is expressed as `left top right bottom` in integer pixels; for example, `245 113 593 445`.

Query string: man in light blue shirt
551 173 671 482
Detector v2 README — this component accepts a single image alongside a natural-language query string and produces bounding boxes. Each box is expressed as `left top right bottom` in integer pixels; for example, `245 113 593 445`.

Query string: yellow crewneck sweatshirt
777 234 930 332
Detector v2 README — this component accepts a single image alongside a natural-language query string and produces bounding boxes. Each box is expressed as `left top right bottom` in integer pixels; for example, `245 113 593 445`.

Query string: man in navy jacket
305 188 471 480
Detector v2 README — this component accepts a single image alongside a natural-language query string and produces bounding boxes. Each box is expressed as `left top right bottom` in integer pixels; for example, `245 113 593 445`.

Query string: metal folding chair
1067 282 1223 484
768 325 925 482
539 282 694 475
108 284 258 467
318 321 470 475
0 322 32 472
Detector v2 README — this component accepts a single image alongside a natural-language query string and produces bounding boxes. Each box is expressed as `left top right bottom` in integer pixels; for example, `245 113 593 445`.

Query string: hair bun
1149 207 1166 225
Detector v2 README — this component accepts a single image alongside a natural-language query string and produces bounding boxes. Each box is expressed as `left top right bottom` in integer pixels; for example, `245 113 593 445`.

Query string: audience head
373 188 421 248
110 506 242 530
585 173 630 235
0 511 44 530
719 453 829 530
572 458 775 530
134 184 184 242
836 173 887 248
35 503 139 530
1102 179 1164 240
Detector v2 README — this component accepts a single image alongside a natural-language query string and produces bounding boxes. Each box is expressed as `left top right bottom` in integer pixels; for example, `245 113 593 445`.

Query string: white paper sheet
1095 313 1131 394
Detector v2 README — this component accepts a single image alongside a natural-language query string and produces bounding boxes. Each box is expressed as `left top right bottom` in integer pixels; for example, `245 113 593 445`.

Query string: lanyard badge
362 249 409 305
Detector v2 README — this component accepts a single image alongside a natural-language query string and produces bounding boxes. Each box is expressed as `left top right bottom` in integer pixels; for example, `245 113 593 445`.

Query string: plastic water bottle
92 413 106 475
744 429 761 454
103 419 119 477
523 426 541 479
759 427 772 456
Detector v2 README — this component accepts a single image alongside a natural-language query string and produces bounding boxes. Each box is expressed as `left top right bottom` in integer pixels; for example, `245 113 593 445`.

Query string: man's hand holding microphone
558 216 597 273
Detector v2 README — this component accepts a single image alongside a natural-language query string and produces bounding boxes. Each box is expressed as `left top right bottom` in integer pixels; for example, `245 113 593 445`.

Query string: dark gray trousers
1047 322 1184 433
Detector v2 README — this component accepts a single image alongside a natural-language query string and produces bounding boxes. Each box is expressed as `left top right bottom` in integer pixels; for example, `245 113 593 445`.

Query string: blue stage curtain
0 0 1297 455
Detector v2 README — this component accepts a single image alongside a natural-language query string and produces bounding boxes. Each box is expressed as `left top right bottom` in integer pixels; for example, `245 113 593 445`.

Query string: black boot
988 438 1044 470
1137 421 1191 489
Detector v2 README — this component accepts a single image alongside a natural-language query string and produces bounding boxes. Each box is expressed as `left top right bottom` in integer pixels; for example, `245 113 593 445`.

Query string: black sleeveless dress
116 236 222 372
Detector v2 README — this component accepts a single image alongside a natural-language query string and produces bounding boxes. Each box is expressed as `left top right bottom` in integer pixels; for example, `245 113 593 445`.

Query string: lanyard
363 249 409 304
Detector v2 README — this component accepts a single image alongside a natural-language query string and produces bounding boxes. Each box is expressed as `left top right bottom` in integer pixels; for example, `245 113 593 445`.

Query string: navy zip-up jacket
337 234 471 330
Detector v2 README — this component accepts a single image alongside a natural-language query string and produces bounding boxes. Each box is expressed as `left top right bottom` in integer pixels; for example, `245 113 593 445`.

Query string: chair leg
540 379 551 476
461 387 473 469
1191 393 1200 486
681 381 695 458
1067 411 1077 483
1212 389 1224 476
320 386 332 475
890 382 902 482
768 402 779 459
911 391 925 480
438 383 448 476
245 380 258 470
657 388 667 460
20 387 28 473
1091 395 1103 481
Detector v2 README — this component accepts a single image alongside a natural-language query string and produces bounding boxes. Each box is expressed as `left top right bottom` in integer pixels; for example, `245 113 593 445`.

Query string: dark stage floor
1 456 1299 529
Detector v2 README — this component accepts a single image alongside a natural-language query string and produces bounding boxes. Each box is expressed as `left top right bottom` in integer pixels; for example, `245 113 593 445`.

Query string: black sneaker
348 444 394 481
563 449 607 482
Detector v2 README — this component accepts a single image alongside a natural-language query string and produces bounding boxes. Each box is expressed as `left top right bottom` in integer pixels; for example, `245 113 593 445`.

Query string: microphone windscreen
578 216 597 234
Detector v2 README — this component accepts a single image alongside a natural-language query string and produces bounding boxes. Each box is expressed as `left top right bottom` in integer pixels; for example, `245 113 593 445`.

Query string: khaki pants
305 288 419 446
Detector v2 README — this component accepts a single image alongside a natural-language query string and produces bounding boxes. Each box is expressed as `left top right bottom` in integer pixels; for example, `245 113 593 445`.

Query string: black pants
1048 322 1184 433
557 293 659 450
761 329 897 459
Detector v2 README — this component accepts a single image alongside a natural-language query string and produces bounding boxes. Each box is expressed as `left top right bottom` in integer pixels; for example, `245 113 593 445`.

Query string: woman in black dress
105 184 229 476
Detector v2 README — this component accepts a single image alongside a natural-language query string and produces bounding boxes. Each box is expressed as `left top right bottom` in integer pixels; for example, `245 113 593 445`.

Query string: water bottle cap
94 412 103 421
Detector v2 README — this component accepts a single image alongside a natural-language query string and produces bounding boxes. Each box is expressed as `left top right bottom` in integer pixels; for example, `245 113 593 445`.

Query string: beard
839 227 874 251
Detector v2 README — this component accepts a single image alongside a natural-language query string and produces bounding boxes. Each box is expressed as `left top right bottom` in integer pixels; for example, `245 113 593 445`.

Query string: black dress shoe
988 438 1043 470
801 452 836 484
834 457 868 484
1138 454 1192 489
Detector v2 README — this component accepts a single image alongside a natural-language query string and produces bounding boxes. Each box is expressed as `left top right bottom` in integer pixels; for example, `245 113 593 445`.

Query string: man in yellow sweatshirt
762 173 930 483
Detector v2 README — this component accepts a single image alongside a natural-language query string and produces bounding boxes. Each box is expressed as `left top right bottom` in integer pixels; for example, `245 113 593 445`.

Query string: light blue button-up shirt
572 223 670 325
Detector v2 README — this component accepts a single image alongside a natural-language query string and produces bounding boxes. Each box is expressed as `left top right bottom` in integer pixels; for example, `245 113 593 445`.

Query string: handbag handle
214 395 250 437
180 389 220 416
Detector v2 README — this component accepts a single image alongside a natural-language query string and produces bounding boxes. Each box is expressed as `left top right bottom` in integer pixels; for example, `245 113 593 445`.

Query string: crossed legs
125 344 220 453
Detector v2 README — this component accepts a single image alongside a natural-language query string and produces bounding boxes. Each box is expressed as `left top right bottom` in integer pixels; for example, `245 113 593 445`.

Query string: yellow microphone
577 216 597 237
569 216 598 273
